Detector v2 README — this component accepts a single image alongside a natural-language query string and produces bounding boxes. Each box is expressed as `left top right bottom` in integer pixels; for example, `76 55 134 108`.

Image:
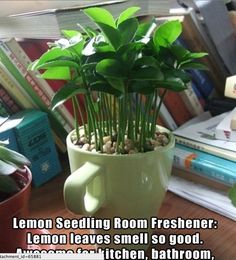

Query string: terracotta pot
0 167 32 253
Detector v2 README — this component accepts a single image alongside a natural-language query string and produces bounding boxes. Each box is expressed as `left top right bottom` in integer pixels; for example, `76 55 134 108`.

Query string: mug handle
64 161 105 215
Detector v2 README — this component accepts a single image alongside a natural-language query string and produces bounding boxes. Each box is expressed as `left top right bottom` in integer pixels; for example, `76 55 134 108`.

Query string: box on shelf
12 109 62 187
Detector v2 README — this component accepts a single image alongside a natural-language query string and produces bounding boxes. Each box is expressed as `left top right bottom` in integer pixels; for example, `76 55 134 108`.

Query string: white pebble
103 136 111 144
82 143 90 151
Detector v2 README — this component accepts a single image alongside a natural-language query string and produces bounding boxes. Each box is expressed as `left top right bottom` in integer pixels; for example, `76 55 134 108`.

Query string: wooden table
29 161 236 259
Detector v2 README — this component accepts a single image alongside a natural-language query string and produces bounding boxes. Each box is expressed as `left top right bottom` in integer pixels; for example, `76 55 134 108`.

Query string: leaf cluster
29 6 208 153
0 142 30 196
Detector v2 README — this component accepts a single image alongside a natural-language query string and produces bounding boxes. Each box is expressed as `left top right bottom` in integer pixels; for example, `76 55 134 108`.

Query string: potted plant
29 6 207 250
0 141 31 252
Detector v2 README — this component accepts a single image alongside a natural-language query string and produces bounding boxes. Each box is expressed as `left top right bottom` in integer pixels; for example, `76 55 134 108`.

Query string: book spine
0 84 21 114
172 167 229 191
181 12 226 95
0 63 35 109
161 90 192 126
156 115 166 128
0 42 68 142
173 144 236 185
190 81 206 108
175 135 236 162
0 41 72 134
189 69 215 99
179 83 204 116
176 38 215 100
157 96 178 131
0 64 66 152
5 38 74 131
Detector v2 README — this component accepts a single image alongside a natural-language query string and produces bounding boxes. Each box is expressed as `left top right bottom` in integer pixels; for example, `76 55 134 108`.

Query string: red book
0 83 21 114
160 89 192 126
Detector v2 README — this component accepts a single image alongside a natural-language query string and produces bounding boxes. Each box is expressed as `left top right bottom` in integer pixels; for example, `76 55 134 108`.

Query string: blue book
12 109 62 187
191 81 206 108
173 144 236 186
175 37 215 100
189 69 215 100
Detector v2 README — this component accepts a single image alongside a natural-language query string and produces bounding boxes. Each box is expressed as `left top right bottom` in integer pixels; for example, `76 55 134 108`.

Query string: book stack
172 111 236 193
0 37 77 153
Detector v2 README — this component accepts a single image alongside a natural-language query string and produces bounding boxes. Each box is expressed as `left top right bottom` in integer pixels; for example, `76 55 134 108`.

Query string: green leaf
83 7 116 28
35 60 79 70
28 47 72 70
169 69 191 83
129 81 155 95
0 146 30 174
135 19 156 40
51 85 87 110
80 26 98 38
117 42 144 58
186 52 208 59
106 78 125 93
96 59 127 79
0 160 19 176
116 6 140 25
41 67 72 80
67 37 85 55
96 22 121 50
154 20 182 48
118 18 139 44
170 45 190 62
134 56 159 68
62 30 82 39
0 175 20 194
157 78 187 92
180 62 209 70
229 184 236 207
130 67 164 81
94 40 115 53
90 81 122 96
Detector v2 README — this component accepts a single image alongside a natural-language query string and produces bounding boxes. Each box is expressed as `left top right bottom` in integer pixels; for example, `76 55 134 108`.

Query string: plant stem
127 93 134 141
87 94 104 152
113 96 117 133
151 90 158 137
98 93 105 137
104 94 113 137
146 94 153 138
75 96 87 137
154 89 168 133
135 93 139 140
72 96 80 140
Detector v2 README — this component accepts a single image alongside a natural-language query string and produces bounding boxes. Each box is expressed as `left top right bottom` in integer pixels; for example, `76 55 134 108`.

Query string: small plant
29 6 207 154
0 141 30 202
